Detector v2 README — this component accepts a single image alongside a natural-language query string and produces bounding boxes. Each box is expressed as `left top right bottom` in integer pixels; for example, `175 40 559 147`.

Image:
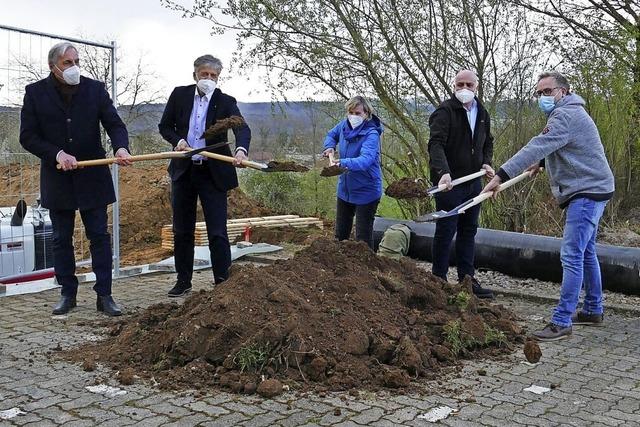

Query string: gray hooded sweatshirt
499 94 614 208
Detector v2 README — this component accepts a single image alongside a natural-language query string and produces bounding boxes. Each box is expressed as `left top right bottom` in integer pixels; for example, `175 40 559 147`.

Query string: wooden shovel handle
56 151 185 169
434 170 486 193
196 150 267 170
458 169 537 213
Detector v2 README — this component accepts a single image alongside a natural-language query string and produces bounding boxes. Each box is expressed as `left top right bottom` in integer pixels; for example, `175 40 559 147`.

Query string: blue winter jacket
323 115 383 205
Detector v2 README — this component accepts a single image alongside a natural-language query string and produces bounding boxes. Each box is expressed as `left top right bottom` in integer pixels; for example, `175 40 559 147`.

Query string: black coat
427 96 494 184
19 75 129 210
158 85 251 191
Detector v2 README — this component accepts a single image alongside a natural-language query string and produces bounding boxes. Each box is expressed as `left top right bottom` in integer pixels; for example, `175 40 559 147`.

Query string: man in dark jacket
428 70 494 298
20 42 132 316
159 54 251 297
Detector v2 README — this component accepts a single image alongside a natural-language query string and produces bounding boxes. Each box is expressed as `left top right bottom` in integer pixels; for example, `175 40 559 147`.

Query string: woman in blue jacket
323 96 383 249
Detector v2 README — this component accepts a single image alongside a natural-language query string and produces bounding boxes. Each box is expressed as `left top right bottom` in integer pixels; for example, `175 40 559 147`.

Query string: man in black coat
20 42 132 315
428 70 495 298
159 54 251 297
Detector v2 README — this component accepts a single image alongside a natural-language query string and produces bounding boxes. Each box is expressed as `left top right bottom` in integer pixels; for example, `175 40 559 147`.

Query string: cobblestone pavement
1 268 640 427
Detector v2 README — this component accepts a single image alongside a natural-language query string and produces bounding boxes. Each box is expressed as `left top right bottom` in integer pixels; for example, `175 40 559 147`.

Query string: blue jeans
552 197 608 327
431 179 481 281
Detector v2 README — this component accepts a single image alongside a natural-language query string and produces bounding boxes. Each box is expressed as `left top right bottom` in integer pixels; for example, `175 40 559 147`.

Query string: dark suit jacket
427 96 494 184
19 75 129 211
158 85 251 191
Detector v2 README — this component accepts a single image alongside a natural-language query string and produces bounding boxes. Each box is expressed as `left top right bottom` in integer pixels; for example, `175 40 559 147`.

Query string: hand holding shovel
320 149 347 177
56 142 231 170
414 169 538 222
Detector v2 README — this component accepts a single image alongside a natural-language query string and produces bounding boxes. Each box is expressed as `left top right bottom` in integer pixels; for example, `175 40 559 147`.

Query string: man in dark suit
428 70 495 299
159 54 251 297
20 42 132 315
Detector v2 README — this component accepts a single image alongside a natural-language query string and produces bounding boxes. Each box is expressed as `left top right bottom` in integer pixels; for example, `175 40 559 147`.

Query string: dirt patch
266 161 309 172
63 239 523 394
385 178 430 199
598 228 640 248
232 225 329 245
320 165 346 177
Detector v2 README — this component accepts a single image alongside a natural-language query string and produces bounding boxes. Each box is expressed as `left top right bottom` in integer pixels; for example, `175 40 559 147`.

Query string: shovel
414 169 536 222
194 149 309 172
56 142 231 169
320 152 347 177
426 170 487 195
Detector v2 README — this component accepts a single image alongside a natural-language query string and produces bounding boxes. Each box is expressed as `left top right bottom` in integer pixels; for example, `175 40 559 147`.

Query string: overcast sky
0 0 278 103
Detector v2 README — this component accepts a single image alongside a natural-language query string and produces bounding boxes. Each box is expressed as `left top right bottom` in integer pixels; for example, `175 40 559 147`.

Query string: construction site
2 10 640 426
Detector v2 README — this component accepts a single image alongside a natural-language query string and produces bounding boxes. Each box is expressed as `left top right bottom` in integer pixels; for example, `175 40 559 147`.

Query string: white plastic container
0 217 35 277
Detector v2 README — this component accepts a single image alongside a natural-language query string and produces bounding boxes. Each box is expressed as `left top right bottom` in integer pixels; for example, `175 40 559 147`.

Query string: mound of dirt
385 178 430 199
65 239 523 394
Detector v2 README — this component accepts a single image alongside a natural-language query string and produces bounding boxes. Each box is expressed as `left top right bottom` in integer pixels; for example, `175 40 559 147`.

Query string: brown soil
201 116 245 139
63 239 523 394
320 165 346 177
385 178 430 199
266 161 309 172
232 225 330 245
523 339 541 363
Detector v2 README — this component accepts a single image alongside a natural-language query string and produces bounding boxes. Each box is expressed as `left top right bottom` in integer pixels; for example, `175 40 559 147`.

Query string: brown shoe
531 323 572 342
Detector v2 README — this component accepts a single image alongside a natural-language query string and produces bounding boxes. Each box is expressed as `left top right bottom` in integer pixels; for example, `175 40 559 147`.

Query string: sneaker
167 281 192 298
571 312 604 326
531 323 572 342
468 277 494 299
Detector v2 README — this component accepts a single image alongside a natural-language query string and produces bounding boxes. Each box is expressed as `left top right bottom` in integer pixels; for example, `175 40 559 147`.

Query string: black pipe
373 217 640 295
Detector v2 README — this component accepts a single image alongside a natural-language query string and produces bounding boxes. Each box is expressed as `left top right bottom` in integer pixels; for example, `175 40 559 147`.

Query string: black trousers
335 197 380 249
49 206 112 297
171 162 230 285
431 179 482 281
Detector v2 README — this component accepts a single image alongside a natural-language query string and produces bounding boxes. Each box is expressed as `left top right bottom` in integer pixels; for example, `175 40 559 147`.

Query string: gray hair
538 71 570 92
193 55 223 73
48 42 77 66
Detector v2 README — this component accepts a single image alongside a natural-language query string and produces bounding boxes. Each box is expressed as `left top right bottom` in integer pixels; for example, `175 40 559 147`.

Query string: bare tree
163 0 545 217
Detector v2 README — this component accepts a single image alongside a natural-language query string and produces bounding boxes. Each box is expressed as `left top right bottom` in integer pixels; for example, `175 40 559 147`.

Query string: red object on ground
243 226 252 242
0 269 55 284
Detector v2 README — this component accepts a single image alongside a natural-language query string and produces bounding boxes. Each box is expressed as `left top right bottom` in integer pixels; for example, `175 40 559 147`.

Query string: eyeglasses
455 82 475 89
534 87 561 97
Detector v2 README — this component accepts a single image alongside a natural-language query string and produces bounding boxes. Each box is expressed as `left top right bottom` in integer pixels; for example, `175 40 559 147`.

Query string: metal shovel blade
414 210 450 222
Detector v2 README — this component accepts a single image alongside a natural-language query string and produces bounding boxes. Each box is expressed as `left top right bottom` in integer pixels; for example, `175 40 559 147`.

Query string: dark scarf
50 72 78 107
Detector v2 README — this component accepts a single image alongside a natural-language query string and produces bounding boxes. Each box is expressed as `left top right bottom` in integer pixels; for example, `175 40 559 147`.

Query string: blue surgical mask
538 95 556 114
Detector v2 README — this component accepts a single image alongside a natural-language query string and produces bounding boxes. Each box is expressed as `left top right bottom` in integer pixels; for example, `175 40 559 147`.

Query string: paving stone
2 272 640 427
349 406 386 425
382 406 419 424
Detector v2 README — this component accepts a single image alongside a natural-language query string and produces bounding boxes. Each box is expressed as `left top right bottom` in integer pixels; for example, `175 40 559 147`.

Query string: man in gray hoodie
482 71 614 342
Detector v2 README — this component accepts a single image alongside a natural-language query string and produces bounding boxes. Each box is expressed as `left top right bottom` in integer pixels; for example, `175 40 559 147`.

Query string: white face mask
347 114 364 128
455 88 475 104
56 65 81 85
197 79 217 95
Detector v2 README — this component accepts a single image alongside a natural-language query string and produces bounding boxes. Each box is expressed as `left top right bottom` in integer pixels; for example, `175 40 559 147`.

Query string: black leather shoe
167 281 192 297
96 295 122 316
470 277 494 299
52 295 76 315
